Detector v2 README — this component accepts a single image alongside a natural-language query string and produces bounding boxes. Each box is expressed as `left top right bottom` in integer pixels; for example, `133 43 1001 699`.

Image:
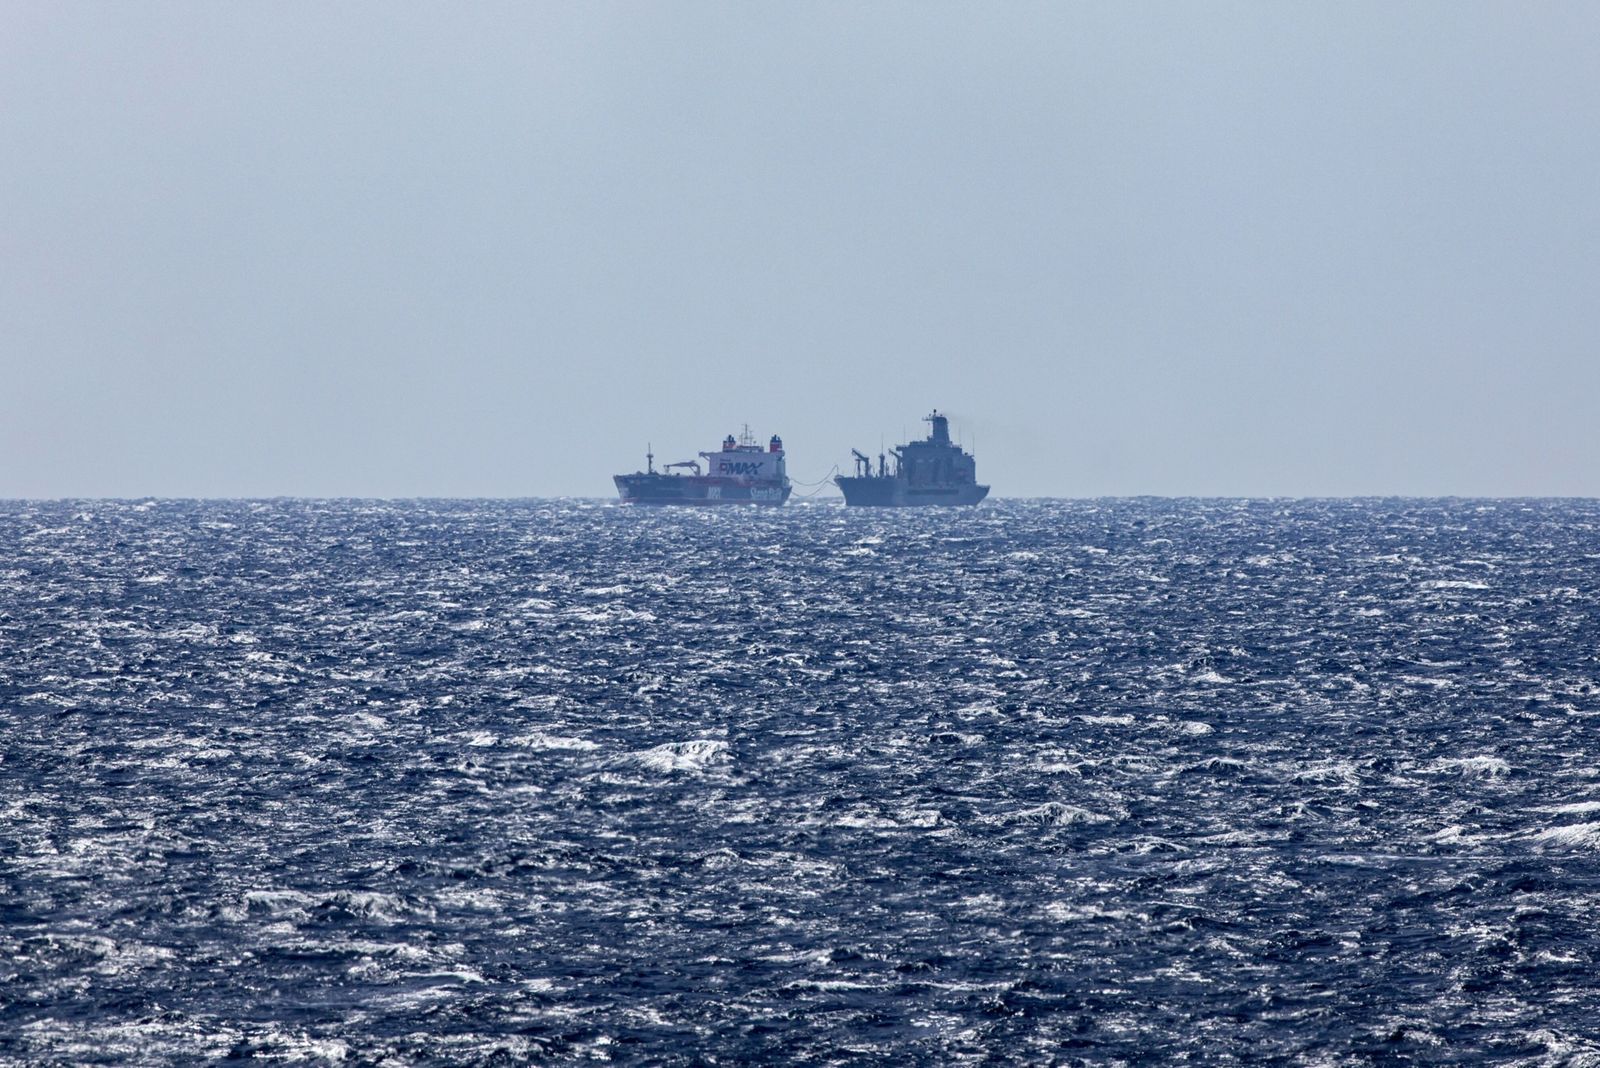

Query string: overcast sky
4 2 1598 498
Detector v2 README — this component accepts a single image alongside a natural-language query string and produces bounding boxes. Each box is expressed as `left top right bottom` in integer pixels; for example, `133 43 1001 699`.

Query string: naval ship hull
835 477 989 507
614 473 791 506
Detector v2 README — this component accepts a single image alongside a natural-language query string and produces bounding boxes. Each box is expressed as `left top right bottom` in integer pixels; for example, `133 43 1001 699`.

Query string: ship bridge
700 426 786 481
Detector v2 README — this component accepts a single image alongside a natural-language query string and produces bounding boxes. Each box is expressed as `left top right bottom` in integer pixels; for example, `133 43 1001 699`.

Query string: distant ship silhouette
835 410 989 506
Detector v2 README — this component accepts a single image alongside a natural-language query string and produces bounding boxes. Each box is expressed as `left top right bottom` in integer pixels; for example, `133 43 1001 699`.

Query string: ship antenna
647 443 654 474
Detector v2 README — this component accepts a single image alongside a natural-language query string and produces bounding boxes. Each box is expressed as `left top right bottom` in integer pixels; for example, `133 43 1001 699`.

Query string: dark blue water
5 499 1600 1064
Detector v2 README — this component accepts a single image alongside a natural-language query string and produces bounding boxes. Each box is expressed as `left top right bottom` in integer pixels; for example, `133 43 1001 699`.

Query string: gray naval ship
835 410 989 506
614 427 792 505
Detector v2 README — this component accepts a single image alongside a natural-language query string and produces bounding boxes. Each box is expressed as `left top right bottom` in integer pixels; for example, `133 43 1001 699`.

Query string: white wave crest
623 739 730 773
1539 801 1600 815
1430 756 1510 779
229 889 435 924
507 731 599 751
1532 822 1600 849
1000 802 1111 827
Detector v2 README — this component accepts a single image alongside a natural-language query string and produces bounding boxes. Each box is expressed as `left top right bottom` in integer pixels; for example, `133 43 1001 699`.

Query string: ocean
4 498 1599 1064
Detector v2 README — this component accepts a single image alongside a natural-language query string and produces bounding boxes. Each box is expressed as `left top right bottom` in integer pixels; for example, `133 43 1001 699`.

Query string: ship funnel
925 410 951 445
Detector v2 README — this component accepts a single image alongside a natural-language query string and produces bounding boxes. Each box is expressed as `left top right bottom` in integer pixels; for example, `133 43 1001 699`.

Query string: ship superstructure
834 410 989 506
614 426 792 505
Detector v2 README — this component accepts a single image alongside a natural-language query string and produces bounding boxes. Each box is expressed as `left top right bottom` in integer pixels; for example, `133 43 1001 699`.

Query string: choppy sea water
4 498 1600 1065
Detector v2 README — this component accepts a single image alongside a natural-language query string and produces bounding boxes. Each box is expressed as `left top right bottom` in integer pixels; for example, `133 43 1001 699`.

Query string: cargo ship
614 427 792 505
835 410 989 506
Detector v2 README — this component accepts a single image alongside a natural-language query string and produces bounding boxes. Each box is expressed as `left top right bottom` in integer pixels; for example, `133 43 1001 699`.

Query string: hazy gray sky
4 2 1598 497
